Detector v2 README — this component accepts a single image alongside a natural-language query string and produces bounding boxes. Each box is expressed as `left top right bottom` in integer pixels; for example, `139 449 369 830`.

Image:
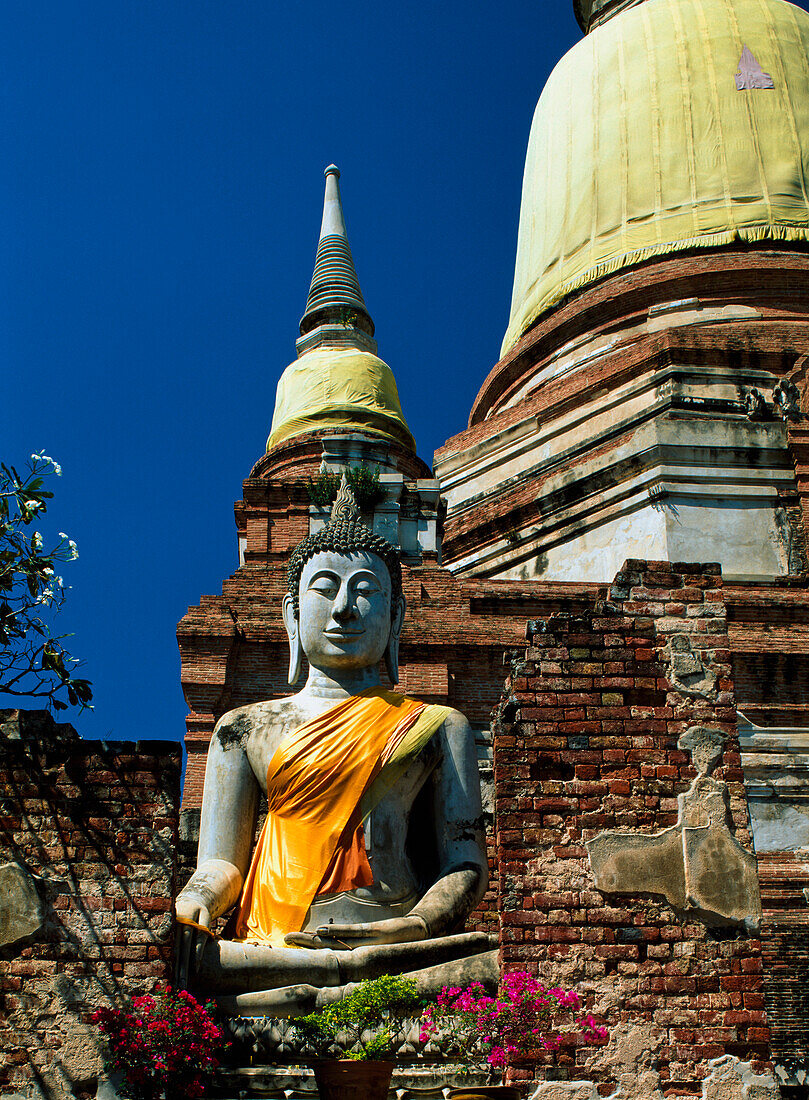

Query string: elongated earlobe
385 596 406 685
282 593 302 686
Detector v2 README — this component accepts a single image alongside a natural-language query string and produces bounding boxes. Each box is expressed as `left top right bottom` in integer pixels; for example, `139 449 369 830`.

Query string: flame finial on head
330 473 361 522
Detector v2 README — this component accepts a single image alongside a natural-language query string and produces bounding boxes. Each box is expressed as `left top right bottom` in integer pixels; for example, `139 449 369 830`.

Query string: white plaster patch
497 507 668 583
748 802 809 853
664 499 787 577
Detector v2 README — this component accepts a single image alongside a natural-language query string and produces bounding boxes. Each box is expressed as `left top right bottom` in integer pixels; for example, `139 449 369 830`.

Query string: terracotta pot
312 1059 395 1100
449 1089 521 1100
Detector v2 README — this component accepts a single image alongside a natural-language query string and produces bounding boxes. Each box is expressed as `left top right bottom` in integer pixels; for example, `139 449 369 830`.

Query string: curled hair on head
287 477 402 619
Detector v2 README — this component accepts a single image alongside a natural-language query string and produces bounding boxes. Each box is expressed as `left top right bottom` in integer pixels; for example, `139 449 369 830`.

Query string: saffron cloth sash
234 688 451 947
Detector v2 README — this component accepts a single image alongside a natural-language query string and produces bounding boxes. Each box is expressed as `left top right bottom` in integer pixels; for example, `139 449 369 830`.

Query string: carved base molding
214 1016 494 1098
211 1067 488 1100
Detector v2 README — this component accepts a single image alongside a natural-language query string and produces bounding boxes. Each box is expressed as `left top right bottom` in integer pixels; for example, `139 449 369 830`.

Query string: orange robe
234 688 451 947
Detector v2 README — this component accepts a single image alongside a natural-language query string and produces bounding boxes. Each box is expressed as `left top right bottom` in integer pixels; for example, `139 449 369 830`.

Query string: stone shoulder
211 694 474 750
213 698 290 749
433 704 474 736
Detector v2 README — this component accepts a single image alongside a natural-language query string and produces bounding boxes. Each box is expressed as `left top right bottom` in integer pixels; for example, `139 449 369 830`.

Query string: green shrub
306 469 342 508
291 974 421 1061
306 464 384 512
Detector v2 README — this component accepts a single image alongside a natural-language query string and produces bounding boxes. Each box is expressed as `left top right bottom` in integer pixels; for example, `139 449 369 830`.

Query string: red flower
91 987 224 1100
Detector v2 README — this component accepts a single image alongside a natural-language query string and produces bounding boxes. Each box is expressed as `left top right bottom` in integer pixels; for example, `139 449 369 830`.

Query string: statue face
297 549 393 671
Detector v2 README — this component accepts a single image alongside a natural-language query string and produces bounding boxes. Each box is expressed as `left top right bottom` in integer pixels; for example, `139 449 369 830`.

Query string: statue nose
332 585 357 620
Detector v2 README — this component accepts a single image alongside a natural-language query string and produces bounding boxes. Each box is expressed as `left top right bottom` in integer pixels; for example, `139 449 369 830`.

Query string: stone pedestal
212 1016 494 1099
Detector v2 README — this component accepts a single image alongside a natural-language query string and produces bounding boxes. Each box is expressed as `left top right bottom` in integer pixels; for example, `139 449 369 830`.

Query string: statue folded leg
198 936 498 1016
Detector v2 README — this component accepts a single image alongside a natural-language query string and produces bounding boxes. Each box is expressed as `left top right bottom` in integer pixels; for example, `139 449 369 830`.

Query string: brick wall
0 710 181 1100
493 561 772 1094
758 853 809 1080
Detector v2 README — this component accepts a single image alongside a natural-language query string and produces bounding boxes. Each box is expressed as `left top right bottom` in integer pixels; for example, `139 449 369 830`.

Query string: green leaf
73 679 93 703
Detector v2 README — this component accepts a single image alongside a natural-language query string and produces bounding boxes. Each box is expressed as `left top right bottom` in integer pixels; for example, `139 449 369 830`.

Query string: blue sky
4 1 805 743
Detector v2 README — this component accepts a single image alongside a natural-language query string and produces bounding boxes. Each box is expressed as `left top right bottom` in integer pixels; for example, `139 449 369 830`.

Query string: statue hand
174 891 213 990
284 915 429 949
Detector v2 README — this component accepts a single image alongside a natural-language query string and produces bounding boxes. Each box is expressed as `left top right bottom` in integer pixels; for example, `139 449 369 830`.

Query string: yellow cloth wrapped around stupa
267 346 416 452
503 0 809 355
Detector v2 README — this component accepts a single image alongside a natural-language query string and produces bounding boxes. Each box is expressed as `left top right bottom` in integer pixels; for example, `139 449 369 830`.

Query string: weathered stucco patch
586 744 762 931
678 725 727 776
584 825 687 908
0 861 44 948
529 1023 665 1100
702 1054 780 1100
663 635 718 700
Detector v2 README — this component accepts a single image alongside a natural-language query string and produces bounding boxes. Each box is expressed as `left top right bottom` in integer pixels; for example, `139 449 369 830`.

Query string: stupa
437 0 809 585
176 1 809 1091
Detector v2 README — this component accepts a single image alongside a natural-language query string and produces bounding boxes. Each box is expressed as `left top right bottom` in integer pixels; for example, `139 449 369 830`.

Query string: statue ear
282 593 302 686
385 595 406 685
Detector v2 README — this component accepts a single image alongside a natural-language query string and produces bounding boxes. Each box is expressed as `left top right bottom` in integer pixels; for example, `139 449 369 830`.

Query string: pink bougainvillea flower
418 969 609 1075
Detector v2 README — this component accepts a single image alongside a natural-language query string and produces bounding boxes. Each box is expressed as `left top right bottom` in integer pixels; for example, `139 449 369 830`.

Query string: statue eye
354 580 381 597
309 577 339 597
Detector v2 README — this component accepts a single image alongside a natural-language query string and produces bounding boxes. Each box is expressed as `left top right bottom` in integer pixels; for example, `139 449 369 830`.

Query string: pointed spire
267 165 416 454
299 165 374 339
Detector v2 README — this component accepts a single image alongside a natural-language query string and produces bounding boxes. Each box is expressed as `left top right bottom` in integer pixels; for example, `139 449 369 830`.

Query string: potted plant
419 970 608 1100
91 987 225 1100
290 973 422 1100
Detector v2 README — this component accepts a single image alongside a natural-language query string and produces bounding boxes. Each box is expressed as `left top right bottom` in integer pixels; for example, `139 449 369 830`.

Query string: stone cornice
460 250 809 432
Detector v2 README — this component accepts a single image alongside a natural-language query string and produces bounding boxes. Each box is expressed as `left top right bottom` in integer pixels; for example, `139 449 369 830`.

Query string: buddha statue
175 479 496 1015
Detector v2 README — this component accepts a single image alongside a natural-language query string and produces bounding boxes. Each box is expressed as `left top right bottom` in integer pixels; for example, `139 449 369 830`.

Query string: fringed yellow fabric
234 688 450 948
512 225 809 346
266 346 416 453
502 0 809 356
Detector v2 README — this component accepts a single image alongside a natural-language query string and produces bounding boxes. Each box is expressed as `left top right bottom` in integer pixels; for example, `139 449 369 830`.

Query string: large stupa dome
502 0 809 355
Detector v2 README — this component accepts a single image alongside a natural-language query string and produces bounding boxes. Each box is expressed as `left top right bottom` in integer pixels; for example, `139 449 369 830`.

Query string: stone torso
224 695 444 929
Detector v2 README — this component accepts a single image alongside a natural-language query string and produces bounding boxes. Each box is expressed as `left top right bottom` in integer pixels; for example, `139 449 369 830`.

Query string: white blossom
32 531 42 551
58 532 78 559
30 452 61 475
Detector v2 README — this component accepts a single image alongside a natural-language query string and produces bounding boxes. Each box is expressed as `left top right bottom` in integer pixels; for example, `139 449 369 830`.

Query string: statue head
282 477 404 685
